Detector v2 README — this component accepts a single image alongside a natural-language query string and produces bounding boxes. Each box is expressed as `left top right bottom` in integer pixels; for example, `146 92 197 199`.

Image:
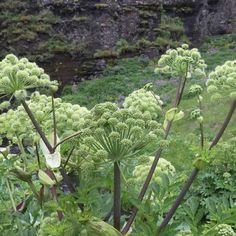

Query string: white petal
45 152 61 168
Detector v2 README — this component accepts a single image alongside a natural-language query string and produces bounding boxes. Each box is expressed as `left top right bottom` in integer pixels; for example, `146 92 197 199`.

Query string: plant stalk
200 123 204 149
209 99 236 150
52 131 82 152
51 96 57 147
199 97 204 149
35 143 41 169
21 100 53 153
28 180 42 207
157 168 199 234
114 161 121 231
6 178 17 212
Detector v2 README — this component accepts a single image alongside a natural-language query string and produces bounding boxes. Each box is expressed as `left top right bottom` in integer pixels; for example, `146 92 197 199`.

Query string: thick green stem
28 180 42 207
6 178 16 211
17 136 27 169
114 161 121 231
156 99 236 234
21 100 53 153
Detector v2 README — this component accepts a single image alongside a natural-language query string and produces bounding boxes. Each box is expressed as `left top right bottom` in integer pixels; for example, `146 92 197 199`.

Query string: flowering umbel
0 54 58 102
206 60 236 100
76 101 164 163
155 44 207 79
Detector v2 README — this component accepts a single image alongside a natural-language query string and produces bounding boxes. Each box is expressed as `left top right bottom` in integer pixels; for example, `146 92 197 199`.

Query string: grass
200 34 236 70
62 57 176 108
62 34 236 171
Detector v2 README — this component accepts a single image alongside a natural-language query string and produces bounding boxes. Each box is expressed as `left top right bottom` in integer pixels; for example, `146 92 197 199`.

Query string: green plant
1 43 236 235
122 44 207 234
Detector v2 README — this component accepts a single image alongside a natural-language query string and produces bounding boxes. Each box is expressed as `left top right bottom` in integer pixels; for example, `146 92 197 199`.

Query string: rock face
0 0 235 85
173 0 236 40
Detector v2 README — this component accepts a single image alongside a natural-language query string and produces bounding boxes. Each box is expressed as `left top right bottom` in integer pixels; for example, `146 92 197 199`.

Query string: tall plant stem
157 168 199 234
21 100 53 153
209 99 236 150
6 178 16 211
122 77 185 235
35 143 41 168
51 96 57 147
114 161 121 231
28 180 42 207
200 123 204 149
17 136 27 169
199 97 204 149
156 99 236 234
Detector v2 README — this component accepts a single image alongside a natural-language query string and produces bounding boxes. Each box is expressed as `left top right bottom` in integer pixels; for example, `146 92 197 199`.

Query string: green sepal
38 169 55 186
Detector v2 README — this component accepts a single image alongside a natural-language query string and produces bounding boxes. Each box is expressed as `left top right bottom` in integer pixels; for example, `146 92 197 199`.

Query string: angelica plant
207 60 236 100
0 54 58 99
75 101 164 230
157 60 236 234
0 92 88 168
122 44 207 234
0 54 59 152
189 84 204 148
123 88 163 119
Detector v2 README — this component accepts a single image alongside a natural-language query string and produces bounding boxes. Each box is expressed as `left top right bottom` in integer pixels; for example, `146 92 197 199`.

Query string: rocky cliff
0 0 235 86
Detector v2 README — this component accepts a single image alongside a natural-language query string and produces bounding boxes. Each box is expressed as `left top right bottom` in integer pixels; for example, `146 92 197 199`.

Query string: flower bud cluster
155 44 207 79
76 101 164 162
132 157 175 186
0 54 58 101
0 92 89 145
188 84 203 97
206 60 236 100
190 109 201 120
123 88 163 119
215 224 235 236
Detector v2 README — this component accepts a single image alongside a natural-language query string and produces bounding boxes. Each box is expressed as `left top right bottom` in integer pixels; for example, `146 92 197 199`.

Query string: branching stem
122 75 185 234
114 161 121 231
51 96 57 147
21 100 53 153
156 99 236 234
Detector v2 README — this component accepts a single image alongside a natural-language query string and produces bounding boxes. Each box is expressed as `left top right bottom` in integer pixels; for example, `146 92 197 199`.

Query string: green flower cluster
0 92 89 146
38 214 122 236
155 44 207 79
0 54 58 101
123 88 163 119
132 157 175 185
190 109 201 120
206 60 236 100
215 224 235 236
188 84 203 97
75 102 164 163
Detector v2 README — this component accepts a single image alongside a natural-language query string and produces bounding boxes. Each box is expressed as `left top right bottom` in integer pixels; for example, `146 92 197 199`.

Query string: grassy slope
62 34 236 171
